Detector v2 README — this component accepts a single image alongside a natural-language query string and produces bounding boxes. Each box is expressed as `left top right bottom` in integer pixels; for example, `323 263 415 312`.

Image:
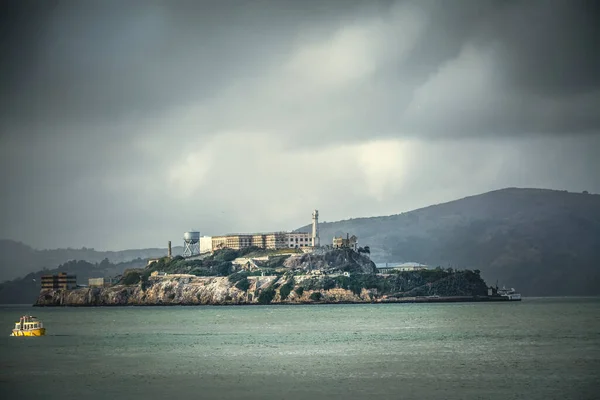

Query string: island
34 247 519 306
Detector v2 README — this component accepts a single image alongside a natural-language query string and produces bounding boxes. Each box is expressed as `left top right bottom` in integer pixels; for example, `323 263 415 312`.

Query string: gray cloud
1 0 599 250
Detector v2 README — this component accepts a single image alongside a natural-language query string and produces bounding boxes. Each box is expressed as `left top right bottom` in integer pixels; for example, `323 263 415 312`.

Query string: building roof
395 262 427 267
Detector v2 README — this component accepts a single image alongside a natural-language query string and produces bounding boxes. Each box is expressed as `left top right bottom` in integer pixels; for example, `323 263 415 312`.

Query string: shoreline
33 295 521 307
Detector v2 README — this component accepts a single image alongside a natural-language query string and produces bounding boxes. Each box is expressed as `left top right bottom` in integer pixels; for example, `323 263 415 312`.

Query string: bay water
1 298 599 399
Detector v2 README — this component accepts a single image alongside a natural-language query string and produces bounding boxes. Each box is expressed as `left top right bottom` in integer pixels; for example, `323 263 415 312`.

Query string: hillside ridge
297 187 600 296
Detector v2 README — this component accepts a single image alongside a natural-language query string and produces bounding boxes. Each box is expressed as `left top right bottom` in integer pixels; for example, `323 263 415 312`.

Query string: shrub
257 287 276 304
235 277 250 291
322 278 335 291
190 268 212 277
309 292 322 301
140 271 151 291
216 262 232 276
295 287 304 297
279 278 295 300
122 271 141 285
228 271 249 283
212 248 239 262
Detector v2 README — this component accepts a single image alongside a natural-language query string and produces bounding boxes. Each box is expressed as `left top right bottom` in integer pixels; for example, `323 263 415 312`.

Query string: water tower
183 231 200 257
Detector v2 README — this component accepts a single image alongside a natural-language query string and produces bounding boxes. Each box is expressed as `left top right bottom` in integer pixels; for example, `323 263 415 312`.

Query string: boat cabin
15 316 44 331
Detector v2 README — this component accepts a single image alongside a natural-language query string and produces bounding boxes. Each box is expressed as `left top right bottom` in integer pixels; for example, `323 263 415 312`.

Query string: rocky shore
34 268 494 307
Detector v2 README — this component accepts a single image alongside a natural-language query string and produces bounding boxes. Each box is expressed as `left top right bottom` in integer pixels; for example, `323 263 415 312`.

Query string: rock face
34 268 489 307
283 248 377 274
35 275 369 306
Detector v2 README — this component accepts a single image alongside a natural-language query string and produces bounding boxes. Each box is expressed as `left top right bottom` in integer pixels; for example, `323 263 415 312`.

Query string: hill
297 188 600 296
0 257 147 304
0 240 182 283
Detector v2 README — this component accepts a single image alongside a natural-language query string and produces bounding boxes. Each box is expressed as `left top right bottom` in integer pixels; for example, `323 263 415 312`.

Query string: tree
235 277 250 291
310 292 322 301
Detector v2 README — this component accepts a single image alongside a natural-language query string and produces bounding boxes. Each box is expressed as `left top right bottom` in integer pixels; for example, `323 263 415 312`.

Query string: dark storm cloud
366 0 600 138
486 0 600 97
2 0 598 136
1 0 599 250
0 0 388 129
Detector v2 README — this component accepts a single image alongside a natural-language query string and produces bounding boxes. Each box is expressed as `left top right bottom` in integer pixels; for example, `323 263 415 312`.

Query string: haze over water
1 298 599 399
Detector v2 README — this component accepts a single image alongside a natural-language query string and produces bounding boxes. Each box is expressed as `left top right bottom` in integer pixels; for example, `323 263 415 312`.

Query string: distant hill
0 240 183 282
297 188 600 296
0 258 148 304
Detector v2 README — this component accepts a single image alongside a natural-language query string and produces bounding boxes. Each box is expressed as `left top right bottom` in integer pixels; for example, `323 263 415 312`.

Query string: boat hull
11 328 46 337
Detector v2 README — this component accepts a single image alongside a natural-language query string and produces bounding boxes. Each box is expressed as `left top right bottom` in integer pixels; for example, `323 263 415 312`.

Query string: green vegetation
257 286 276 304
145 251 236 277
143 247 295 278
295 269 488 298
235 278 250 291
309 292 322 301
262 255 292 269
244 247 302 258
294 287 304 297
228 271 249 283
279 277 295 300
120 270 143 285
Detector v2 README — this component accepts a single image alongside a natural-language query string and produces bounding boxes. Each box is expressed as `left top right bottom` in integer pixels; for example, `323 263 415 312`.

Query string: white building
200 236 213 253
200 210 320 252
396 262 428 271
378 262 428 273
286 232 313 248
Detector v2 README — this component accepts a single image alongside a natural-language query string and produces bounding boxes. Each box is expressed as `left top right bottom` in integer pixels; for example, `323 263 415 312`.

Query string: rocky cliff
283 248 377 274
35 268 489 306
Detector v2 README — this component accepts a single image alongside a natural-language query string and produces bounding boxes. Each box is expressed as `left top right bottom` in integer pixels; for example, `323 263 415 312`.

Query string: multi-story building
41 272 77 290
211 236 227 250
211 234 253 250
252 234 266 249
211 232 293 250
286 232 313 248
205 210 321 252
263 232 288 249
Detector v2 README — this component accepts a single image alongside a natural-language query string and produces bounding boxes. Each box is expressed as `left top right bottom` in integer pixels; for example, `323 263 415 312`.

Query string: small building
332 233 358 251
147 258 161 267
87 276 119 287
150 271 167 277
41 272 77 290
200 236 213 253
395 262 428 271
378 262 428 273
88 277 116 288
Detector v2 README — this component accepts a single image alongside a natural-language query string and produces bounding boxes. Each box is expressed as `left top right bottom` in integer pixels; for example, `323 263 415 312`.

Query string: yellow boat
10 315 46 337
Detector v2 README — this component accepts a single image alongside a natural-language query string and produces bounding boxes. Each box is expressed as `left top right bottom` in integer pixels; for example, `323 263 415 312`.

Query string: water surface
1 298 598 399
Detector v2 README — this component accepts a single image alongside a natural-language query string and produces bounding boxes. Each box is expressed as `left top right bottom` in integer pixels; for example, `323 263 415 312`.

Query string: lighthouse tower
312 210 320 247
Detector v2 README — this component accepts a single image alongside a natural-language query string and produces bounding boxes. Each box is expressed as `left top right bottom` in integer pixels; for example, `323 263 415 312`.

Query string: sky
1 0 599 250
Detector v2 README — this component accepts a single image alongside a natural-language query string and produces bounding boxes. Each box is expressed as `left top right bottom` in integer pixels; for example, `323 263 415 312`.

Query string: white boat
497 286 521 301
